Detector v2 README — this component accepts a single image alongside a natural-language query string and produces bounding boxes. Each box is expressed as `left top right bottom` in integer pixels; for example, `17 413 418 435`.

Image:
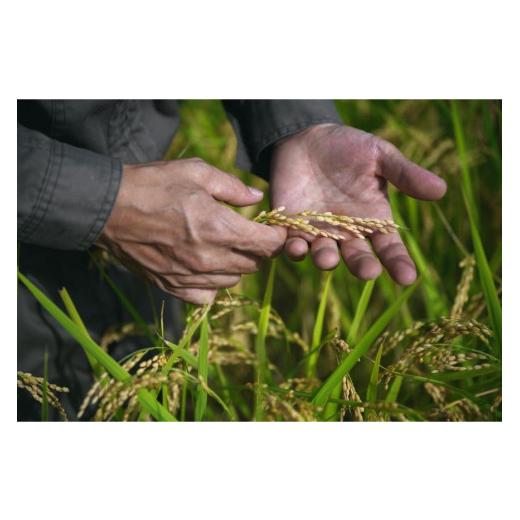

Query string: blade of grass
312 280 419 408
215 366 239 421
306 270 333 378
254 259 277 421
18 271 175 421
161 308 209 374
365 343 384 420
348 279 375 344
385 375 403 403
450 100 479 224
323 279 374 420
451 101 502 354
59 288 103 378
194 315 210 421
390 193 447 318
366 343 384 403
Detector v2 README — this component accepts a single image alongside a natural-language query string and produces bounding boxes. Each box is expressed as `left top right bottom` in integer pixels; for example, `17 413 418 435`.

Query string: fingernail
248 187 263 198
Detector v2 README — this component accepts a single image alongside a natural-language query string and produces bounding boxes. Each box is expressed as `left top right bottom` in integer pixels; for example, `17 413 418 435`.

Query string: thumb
204 166 264 207
378 141 447 200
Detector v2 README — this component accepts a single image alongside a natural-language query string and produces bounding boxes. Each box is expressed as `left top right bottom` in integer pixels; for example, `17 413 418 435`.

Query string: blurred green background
164 100 501 418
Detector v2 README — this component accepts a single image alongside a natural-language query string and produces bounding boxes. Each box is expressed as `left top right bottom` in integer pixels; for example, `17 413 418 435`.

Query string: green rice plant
385 376 403 404
194 315 210 421
312 281 419 408
389 192 447 318
306 270 333 378
17 370 69 421
366 343 384 403
254 259 277 421
348 280 375 344
18 271 175 421
451 101 502 354
59 288 103 378
323 279 374 420
364 343 384 420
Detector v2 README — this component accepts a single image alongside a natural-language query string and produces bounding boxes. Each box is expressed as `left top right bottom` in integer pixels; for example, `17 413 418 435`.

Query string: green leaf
312 281 419 408
348 279 375 343
451 101 502 354
18 270 176 422
366 343 384 403
59 287 103 378
306 270 333 378
194 315 210 421
385 376 403 403
254 259 276 421
323 279 374 420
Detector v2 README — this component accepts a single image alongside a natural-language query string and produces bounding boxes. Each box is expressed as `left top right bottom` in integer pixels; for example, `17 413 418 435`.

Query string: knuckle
193 250 216 273
374 138 396 161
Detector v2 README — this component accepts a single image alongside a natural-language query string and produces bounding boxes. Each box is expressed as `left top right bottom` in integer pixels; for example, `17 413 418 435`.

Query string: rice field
17 100 502 421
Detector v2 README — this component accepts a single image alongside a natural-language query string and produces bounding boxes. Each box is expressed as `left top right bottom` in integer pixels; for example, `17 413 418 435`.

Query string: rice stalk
18 271 176 421
381 318 493 388
450 256 475 318
312 281 418 408
194 315 210 421
306 270 333 378
451 100 502 354
254 259 277 421
17 371 69 421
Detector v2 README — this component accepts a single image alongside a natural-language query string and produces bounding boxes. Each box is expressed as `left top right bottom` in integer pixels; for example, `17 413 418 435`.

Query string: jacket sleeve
222 100 342 180
18 124 122 251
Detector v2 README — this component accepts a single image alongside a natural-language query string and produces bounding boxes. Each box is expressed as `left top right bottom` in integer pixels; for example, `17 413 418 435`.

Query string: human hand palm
270 124 447 284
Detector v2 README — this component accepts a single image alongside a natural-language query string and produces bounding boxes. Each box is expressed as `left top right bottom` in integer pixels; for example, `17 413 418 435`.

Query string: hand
270 124 447 285
97 158 286 304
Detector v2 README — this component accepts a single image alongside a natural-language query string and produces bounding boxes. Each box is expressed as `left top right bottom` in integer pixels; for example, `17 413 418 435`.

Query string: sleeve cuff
18 130 122 251
224 100 342 179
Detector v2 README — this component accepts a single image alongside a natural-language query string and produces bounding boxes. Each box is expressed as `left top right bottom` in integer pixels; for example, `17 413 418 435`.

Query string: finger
225 253 262 274
172 288 217 305
340 238 382 280
202 164 265 207
220 208 287 258
378 140 447 200
146 275 217 304
174 274 241 289
370 232 417 285
285 237 309 261
311 237 340 270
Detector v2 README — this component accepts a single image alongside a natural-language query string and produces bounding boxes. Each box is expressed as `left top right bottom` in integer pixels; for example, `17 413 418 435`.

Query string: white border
2 1 516 518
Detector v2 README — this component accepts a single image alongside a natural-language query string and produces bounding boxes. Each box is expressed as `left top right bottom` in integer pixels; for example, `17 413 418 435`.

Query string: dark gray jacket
17 100 341 420
18 100 340 251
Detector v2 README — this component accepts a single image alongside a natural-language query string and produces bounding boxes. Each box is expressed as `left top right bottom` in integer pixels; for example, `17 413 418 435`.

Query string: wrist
273 122 340 149
95 164 133 248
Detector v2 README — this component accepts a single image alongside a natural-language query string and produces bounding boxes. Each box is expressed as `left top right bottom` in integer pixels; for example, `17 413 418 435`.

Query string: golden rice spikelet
17 371 70 421
254 207 399 241
450 256 476 319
